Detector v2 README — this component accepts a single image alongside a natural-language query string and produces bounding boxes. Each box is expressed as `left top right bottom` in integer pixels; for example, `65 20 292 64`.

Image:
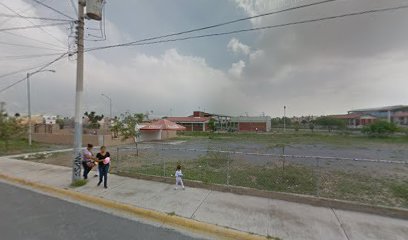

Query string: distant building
230 116 272 132
331 113 376 128
138 119 186 141
165 116 210 132
43 115 57 125
189 111 231 131
166 111 271 132
348 105 408 122
332 105 408 128
393 112 408 126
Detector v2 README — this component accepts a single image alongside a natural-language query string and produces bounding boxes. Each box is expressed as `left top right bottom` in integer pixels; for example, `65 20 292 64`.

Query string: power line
0 52 67 61
0 0 46 27
0 2 68 48
0 52 68 93
0 41 65 51
85 0 338 51
31 0 74 20
86 4 408 53
0 13 73 22
0 64 48 80
1 31 67 50
0 22 71 32
69 0 78 17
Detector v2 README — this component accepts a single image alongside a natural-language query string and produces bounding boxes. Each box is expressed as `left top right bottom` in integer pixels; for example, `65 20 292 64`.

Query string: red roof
331 114 362 119
140 119 186 131
394 112 408 117
165 117 210 123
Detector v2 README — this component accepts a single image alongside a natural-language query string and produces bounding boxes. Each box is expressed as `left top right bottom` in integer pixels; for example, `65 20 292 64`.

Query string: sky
0 0 408 118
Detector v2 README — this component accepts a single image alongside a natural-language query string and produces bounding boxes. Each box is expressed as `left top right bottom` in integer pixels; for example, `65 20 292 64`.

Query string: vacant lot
19 132 408 208
0 139 69 156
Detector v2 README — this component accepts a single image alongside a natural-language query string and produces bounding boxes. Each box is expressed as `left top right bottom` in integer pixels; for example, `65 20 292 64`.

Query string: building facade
165 116 210 132
230 116 272 132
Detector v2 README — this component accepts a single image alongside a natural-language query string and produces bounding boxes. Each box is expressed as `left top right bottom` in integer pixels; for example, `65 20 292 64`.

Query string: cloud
227 38 251 55
228 60 246 78
2 0 408 118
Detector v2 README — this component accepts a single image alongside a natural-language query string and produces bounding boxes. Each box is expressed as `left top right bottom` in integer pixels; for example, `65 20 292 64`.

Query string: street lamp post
26 70 55 146
283 106 287 132
101 93 112 119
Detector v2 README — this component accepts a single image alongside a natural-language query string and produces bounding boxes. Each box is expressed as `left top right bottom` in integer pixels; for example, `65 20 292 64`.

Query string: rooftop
165 117 211 123
331 113 362 119
349 105 408 113
140 119 186 131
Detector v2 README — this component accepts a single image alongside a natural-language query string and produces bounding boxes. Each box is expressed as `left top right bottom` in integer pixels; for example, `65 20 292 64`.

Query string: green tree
56 118 65 130
0 106 25 151
309 122 315 132
315 116 345 132
293 122 300 132
208 118 216 132
362 121 398 137
111 112 144 156
84 111 104 131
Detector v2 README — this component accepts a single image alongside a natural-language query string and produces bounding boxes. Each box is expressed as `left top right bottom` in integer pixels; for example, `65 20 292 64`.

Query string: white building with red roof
139 119 186 141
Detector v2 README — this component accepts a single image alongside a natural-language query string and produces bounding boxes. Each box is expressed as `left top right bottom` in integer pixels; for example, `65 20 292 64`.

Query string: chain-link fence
112 144 408 208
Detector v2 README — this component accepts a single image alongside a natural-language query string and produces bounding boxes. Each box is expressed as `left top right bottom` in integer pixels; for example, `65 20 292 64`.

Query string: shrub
362 121 398 136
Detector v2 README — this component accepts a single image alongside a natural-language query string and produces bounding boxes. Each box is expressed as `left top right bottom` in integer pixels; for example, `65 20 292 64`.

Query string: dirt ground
17 135 408 208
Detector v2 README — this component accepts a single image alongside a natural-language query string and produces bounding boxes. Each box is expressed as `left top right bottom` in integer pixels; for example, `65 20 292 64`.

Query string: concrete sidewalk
0 157 407 240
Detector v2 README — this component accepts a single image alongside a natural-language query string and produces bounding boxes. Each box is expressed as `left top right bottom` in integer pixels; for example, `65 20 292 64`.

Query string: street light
283 106 287 132
101 93 112 119
27 69 55 146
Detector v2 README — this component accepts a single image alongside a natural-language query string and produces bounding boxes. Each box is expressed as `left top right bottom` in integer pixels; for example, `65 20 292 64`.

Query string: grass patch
70 179 88 187
177 131 408 147
0 138 67 156
167 211 176 216
229 165 316 194
0 139 39 155
389 182 408 207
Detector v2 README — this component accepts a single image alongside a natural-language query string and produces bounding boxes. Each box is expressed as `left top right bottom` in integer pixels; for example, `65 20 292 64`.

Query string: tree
362 121 398 137
315 116 345 132
208 118 216 132
14 113 20 118
56 118 65 130
309 122 315 132
84 111 104 132
0 106 25 151
111 112 143 156
293 122 300 132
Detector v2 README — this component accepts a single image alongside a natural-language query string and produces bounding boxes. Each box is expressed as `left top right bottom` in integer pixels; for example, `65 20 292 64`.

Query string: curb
116 171 408 220
0 173 273 240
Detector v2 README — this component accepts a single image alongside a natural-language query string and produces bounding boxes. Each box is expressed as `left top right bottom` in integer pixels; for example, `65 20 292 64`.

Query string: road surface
0 181 205 240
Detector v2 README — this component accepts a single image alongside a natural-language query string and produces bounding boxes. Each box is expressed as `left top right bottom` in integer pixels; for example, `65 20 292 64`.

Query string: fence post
163 150 166 177
316 157 321 197
227 153 230 186
282 145 285 173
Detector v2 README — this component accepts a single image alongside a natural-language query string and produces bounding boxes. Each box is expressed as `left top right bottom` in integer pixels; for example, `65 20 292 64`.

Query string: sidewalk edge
0 173 273 240
117 172 408 220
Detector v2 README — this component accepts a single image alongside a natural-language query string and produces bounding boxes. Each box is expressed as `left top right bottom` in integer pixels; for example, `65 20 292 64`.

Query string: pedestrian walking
82 144 97 179
174 164 185 190
96 146 110 189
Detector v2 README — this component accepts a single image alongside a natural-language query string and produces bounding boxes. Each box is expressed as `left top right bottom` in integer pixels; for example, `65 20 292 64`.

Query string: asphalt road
0 181 205 240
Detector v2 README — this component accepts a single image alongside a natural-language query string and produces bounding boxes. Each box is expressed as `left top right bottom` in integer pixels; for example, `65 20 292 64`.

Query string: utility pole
283 106 286 132
72 0 85 182
27 73 32 146
26 70 55 146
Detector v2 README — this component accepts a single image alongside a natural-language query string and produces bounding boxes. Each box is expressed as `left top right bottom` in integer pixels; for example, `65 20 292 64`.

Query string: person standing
82 144 97 179
96 146 110 189
174 164 185 190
